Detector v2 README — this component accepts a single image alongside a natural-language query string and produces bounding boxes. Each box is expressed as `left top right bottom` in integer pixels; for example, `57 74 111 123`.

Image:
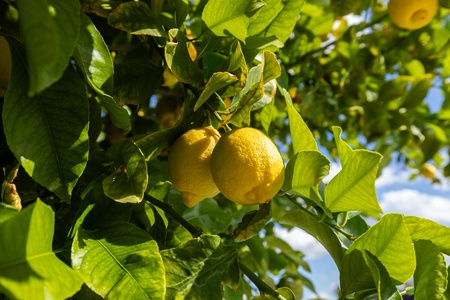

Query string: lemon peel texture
388 0 438 30
168 126 221 207
210 127 285 206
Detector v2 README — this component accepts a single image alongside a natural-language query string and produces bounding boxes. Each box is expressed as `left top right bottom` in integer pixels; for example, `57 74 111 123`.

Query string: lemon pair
168 126 285 207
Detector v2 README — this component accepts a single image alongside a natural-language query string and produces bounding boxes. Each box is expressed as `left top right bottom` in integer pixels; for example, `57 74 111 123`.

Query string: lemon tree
1 1 450 299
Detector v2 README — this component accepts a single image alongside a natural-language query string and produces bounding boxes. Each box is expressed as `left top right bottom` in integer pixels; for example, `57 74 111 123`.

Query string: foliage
0 0 450 299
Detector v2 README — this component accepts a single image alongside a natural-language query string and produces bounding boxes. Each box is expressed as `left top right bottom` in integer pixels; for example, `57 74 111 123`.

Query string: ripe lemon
388 0 438 30
421 163 436 179
210 127 285 206
168 126 221 207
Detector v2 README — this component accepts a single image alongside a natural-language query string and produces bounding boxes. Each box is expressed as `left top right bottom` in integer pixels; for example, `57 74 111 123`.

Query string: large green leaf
413 240 447 300
324 127 383 213
282 150 330 195
108 1 166 37
161 235 240 299
103 139 148 203
340 250 375 295
364 251 403 300
165 29 204 87
74 12 131 132
248 0 306 44
281 209 344 268
281 87 318 152
404 216 450 255
194 72 239 111
202 0 265 42
16 0 80 95
72 222 165 299
0 199 83 300
340 214 416 294
3 39 89 202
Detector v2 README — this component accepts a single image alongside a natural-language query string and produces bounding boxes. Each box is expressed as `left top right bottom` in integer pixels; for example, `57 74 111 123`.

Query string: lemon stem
145 195 202 238
238 260 288 300
286 196 355 240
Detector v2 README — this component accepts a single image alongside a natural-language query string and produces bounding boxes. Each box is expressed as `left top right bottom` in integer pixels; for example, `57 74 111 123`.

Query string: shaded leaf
16 0 80 95
108 1 166 37
330 0 361 17
401 76 432 109
233 202 271 242
74 12 131 132
72 222 165 299
414 240 447 300
3 39 89 202
0 199 83 300
340 249 375 295
202 0 265 42
281 87 318 152
281 209 344 268
165 29 204 87
365 251 403 300
103 139 148 203
183 198 233 234
161 235 240 299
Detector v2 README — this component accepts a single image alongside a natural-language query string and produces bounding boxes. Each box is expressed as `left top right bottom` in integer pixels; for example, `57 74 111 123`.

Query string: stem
287 196 355 240
238 260 287 300
144 195 202 238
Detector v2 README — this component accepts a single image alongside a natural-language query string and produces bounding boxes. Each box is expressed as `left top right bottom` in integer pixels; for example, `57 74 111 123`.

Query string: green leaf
248 0 306 44
165 29 204 87
282 150 330 195
74 12 131 132
404 216 450 255
16 0 80 95
340 250 375 295
195 72 239 111
413 240 447 300
281 209 344 268
281 87 318 152
232 202 271 242
364 251 403 300
324 127 383 213
161 234 240 299
346 214 416 284
0 203 18 223
183 198 233 234
252 287 296 300
103 139 148 203
401 76 432 109
445 266 450 299
261 51 282 84
330 0 362 17
202 0 265 42
72 221 165 299
0 199 83 300
3 39 89 202
108 1 166 37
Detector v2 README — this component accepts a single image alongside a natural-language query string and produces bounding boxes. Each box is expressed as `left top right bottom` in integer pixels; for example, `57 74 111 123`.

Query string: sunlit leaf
3 39 89 202
74 12 131 132
16 0 80 95
281 209 344 268
404 216 450 255
0 199 83 300
413 240 447 300
72 222 165 299
202 0 265 42
195 72 239 111
281 87 318 152
161 235 240 299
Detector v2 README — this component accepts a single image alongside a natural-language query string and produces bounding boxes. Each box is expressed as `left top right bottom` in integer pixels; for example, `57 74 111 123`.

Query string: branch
238 260 287 300
144 195 202 238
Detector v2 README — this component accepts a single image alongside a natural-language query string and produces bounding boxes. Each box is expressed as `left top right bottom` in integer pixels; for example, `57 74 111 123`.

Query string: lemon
388 0 438 30
421 163 436 179
168 126 221 207
210 127 285 206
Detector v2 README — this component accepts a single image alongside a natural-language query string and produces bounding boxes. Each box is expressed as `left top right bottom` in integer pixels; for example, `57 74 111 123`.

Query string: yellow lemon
421 163 436 179
210 127 285 206
168 126 221 207
388 0 438 30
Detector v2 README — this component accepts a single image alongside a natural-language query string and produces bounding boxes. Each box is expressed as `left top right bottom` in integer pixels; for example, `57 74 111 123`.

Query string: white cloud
380 189 450 225
273 226 328 260
376 166 411 188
